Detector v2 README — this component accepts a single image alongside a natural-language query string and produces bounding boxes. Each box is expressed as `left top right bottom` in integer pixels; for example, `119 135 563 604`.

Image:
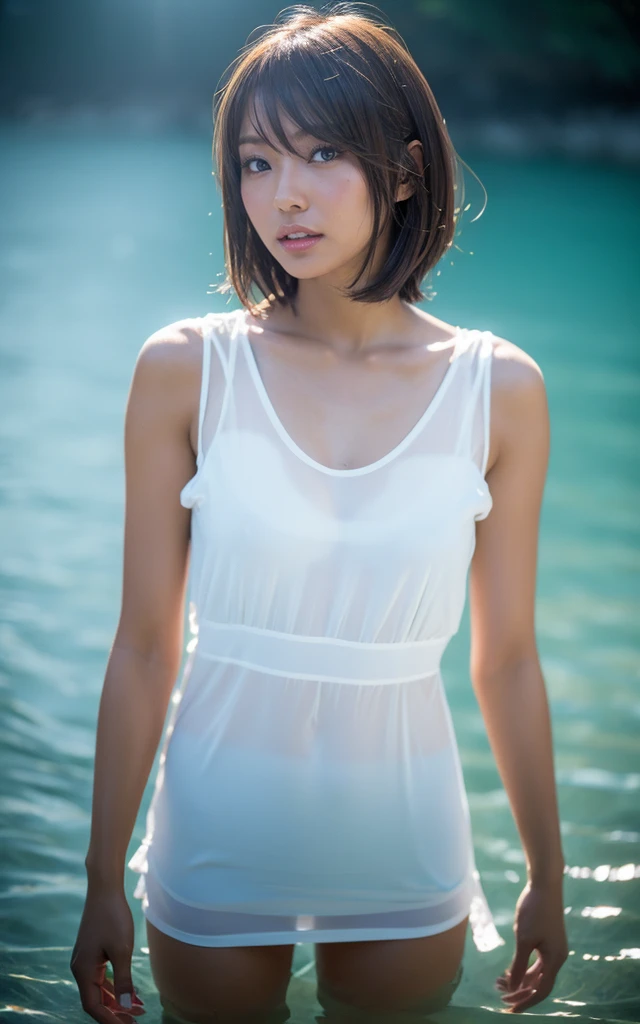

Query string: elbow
470 645 540 690
112 620 184 677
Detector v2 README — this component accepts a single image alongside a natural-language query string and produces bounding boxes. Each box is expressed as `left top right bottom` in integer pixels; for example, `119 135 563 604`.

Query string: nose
273 160 309 213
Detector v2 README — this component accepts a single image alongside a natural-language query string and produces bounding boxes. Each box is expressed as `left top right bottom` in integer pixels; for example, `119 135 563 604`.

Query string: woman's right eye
240 156 270 173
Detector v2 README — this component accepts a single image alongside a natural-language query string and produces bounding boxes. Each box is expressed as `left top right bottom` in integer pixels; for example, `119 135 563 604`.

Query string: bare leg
145 919 295 1023
315 916 468 1015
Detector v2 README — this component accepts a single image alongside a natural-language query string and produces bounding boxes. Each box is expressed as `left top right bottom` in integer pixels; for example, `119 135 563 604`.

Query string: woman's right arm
70 321 203 1023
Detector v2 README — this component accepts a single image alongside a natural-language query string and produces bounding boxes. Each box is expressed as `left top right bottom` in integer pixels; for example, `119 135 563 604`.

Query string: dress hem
140 900 474 947
129 849 504 952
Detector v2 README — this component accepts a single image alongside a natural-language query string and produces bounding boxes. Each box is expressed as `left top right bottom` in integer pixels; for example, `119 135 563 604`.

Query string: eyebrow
238 128 313 147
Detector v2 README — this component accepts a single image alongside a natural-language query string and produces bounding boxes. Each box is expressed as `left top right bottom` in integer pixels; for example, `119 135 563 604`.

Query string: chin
277 254 359 281
274 260 332 280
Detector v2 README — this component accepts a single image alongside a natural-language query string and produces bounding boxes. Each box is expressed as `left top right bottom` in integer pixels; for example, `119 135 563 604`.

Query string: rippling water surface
1 124 638 1022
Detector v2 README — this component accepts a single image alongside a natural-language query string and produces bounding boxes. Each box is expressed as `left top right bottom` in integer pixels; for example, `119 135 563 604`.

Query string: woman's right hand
70 886 146 1022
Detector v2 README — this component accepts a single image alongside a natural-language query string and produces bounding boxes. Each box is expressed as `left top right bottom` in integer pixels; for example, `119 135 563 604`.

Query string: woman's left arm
469 339 569 1013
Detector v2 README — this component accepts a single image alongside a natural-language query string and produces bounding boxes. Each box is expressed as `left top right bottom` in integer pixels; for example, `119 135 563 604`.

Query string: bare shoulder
490 334 547 408
135 309 238 377
136 316 204 381
125 317 206 462
490 333 544 391
129 310 238 453
486 333 549 469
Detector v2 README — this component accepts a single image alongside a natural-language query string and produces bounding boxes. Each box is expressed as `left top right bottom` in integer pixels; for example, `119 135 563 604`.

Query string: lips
277 224 322 240
278 234 324 253
276 223 324 254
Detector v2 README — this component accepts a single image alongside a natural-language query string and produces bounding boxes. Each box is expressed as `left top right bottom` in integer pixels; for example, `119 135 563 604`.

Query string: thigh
315 915 468 1012
145 918 295 1022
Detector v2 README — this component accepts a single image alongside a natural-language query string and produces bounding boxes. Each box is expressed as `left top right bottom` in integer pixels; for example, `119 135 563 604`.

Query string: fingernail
119 993 132 1009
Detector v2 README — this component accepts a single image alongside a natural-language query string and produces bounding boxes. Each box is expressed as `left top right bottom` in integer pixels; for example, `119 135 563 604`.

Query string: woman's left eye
310 146 341 163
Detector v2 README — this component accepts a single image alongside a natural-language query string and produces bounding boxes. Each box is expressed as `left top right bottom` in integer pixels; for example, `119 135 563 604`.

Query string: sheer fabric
128 307 504 951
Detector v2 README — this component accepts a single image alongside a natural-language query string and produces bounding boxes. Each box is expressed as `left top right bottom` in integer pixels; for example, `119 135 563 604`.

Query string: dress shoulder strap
452 330 494 476
479 333 493 478
195 311 239 469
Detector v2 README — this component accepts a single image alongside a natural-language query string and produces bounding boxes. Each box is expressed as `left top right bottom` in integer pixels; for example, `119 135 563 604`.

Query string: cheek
331 177 372 240
240 179 268 231
326 168 372 229
240 181 255 219
336 164 367 198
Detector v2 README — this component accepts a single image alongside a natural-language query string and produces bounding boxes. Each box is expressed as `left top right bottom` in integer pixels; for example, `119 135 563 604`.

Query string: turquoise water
1 124 638 1022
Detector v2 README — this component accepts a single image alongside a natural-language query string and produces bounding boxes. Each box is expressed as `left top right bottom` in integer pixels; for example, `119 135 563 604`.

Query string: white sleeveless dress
128 307 505 953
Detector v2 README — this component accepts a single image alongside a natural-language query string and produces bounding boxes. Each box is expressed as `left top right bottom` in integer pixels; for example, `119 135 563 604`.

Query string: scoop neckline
237 308 465 478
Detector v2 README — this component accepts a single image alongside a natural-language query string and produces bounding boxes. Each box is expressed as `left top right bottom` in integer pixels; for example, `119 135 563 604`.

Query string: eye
310 145 342 163
240 155 270 174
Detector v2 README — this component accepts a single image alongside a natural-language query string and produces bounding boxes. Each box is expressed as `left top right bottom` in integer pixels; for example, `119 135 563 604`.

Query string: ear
396 139 425 202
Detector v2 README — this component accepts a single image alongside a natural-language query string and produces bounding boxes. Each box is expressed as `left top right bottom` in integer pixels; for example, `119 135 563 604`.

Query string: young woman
71 5 569 1022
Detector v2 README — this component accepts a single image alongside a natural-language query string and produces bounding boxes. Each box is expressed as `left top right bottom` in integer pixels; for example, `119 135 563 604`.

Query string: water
1 123 638 1022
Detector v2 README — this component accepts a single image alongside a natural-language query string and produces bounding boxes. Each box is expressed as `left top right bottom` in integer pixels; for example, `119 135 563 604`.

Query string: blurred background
1 2 639 1022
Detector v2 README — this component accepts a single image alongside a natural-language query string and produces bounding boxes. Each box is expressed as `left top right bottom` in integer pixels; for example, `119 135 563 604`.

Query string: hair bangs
240 44 391 166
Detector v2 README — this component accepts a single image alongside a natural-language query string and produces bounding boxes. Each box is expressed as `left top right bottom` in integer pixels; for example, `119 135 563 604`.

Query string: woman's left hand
495 879 569 1013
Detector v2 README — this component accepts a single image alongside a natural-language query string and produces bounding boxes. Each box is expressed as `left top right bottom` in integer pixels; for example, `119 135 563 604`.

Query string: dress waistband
196 620 447 685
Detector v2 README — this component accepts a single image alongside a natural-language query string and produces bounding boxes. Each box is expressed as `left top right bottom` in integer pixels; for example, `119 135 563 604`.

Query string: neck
269 280 413 358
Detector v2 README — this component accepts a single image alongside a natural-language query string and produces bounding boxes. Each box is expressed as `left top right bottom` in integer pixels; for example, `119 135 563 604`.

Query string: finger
507 989 543 1013
499 959 543 990
506 942 535 992
497 963 541 991
498 957 544 1008
111 950 138 1015
504 966 558 1013
500 976 538 1000
500 976 538 997
77 974 134 1024
501 985 536 1005
101 980 146 1014
509 944 565 1013
101 989 146 1017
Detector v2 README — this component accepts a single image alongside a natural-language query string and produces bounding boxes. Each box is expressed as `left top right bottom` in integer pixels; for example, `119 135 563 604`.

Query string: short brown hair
213 2 464 311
